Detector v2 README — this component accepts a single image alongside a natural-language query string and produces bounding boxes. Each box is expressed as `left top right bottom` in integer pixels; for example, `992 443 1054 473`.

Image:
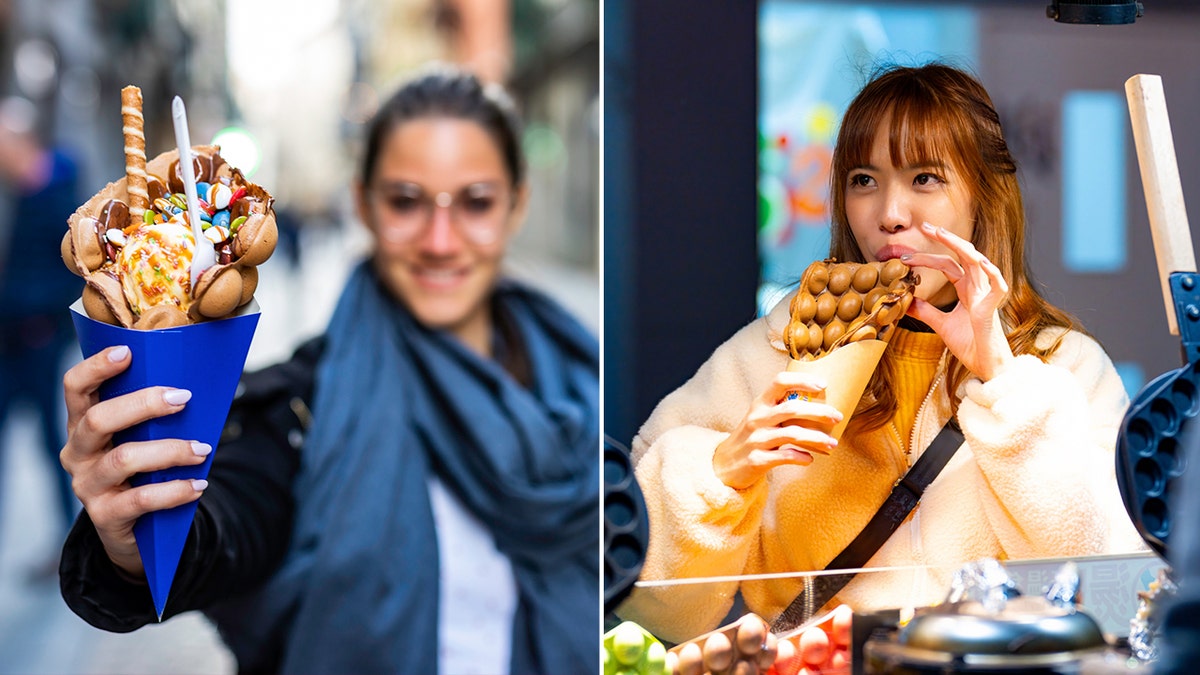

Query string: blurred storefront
0 0 597 315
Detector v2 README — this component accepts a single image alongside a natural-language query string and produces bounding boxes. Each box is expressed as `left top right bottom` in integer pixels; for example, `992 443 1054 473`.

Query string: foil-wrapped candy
943 558 1022 613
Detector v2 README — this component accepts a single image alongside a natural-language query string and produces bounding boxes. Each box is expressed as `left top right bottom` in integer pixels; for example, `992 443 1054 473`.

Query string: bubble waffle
783 259 919 361
61 87 276 330
667 613 777 675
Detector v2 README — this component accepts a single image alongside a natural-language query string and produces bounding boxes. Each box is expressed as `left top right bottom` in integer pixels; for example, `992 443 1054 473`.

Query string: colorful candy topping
100 173 253 270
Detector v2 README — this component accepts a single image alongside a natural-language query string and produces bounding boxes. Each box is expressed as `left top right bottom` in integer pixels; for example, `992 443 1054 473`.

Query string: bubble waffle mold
784 259 919 361
605 621 668 675
1116 364 1194 558
605 436 649 615
667 613 778 675
61 145 277 329
1116 271 1200 559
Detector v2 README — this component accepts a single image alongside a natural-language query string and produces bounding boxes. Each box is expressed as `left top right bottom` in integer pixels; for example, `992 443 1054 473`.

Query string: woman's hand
712 370 842 490
59 345 211 578
902 222 1015 381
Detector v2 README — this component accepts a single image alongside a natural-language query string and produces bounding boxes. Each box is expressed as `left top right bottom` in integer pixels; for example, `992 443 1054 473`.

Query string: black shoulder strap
771 419 965 632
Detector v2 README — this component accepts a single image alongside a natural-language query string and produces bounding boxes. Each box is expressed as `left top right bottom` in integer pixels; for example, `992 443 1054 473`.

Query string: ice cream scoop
117 221 195 317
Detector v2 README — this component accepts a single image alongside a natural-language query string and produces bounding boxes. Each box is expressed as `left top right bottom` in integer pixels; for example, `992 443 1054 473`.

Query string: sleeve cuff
59 511 158 633
959 354 1089 456
649 426 768 532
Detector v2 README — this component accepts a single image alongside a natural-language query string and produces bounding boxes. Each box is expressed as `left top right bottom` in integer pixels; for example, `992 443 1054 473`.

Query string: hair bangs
884 94 966 175
837 101 884 173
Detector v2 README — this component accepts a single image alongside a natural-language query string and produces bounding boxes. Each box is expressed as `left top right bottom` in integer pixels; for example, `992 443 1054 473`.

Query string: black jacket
59 338 325 637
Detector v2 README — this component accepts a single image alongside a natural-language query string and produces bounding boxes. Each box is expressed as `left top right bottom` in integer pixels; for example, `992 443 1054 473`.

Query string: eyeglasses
370 181 511 246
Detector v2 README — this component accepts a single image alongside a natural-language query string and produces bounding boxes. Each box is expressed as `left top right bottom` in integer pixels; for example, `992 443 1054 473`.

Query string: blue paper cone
70 300 260 619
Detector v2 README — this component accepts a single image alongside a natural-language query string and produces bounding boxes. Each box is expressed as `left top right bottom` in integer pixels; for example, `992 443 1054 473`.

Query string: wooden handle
1126 74 1196 336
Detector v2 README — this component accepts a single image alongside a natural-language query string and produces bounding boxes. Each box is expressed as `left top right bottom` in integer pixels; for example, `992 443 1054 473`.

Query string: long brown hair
828 63 1084 430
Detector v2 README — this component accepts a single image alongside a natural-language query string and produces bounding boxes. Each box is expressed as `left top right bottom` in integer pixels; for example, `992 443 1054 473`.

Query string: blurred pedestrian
0 95 83 571
58 65 598 674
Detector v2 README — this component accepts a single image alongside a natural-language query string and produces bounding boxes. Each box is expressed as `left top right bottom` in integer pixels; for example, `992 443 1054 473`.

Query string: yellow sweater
889 327 947 458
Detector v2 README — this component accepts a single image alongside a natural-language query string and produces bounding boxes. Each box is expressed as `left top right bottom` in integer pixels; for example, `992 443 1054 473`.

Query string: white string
632 551 1159 589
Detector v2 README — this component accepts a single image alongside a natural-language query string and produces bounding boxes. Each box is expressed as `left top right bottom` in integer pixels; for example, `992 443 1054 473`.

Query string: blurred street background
0 0 597 672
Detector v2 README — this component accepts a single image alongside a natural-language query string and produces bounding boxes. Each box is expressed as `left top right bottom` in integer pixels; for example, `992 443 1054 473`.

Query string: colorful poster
758 2 979 314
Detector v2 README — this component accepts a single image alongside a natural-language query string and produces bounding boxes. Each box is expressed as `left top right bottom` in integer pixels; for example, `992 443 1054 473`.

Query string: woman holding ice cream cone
57 65 599 675
616 63 1144 644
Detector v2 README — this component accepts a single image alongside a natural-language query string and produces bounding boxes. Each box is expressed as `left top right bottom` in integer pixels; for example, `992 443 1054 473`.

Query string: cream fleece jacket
617 295 1146 643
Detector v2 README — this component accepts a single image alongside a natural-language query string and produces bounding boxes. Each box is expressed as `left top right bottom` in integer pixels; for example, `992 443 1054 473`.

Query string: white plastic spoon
171 95 216 290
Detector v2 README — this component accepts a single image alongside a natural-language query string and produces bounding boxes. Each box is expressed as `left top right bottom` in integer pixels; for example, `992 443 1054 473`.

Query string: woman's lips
411 265 468 290
874 245 915 262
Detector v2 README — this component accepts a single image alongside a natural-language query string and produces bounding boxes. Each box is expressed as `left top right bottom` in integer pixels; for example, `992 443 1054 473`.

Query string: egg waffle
780 259 919 440
61 87 276 330
784 258 919 361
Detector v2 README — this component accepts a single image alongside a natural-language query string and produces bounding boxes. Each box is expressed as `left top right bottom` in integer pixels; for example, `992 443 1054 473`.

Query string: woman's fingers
73 439 211 501
62 386 193 466
91 478 206 527
750 374 842 457
909 224 1008 310
758 398 842 430
715 371 846 487
904 296 948 332
901 250 964 282
911 223 987 282
748 424 838 456
979 255 1010 295
760 446 816 468
918 221 986 265
64 346 132 430
914 222 1004 288
764 371 827 404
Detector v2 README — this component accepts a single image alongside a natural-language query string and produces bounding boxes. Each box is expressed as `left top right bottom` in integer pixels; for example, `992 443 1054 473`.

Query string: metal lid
899 596 1106 656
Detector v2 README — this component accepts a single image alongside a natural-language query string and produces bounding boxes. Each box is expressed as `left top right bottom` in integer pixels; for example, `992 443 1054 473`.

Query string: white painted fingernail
920 221 935 231
191 442 212 456
191 479 208 491
108 346 130 362
163 389 192 406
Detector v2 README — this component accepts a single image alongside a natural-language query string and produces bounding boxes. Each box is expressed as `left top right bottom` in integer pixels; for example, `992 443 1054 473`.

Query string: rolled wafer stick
121 85 149 228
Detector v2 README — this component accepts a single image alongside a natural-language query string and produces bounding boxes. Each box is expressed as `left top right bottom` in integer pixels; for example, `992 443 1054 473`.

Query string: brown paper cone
786 339 887 439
